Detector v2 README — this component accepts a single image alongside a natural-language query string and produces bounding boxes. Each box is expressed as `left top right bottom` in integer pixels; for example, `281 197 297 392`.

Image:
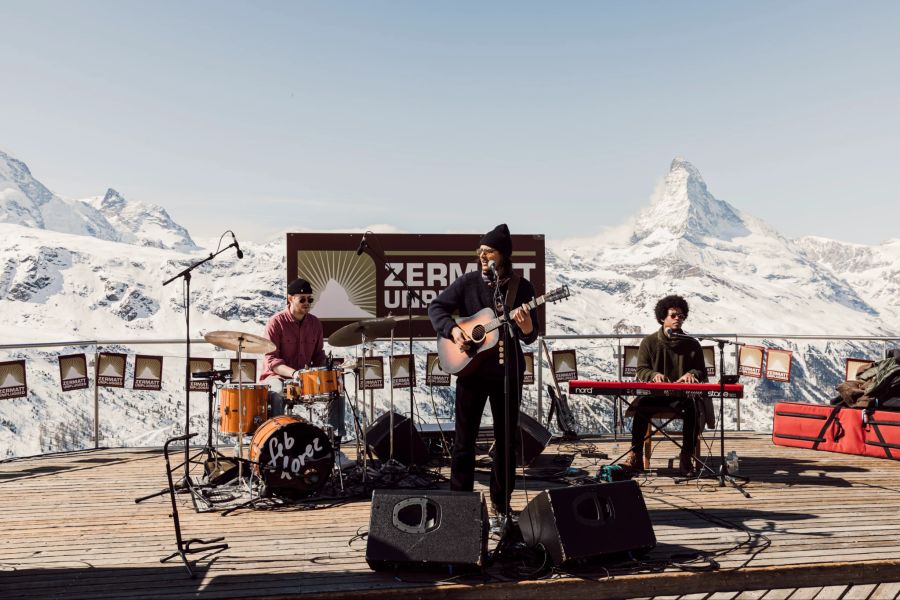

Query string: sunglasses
293 295 314 303
668 312 686 320
475 247 498 257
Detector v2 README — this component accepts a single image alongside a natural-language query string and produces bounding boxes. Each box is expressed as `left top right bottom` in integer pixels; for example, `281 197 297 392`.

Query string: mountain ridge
1 149 898 457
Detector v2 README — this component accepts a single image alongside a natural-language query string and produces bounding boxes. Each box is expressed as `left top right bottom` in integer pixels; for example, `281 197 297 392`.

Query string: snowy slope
1 151 899 458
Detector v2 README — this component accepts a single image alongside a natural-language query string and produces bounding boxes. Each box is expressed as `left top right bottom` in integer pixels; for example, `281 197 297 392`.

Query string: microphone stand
493 275 519 549
671 330 750 497
357 235 427 469
163 241 241 485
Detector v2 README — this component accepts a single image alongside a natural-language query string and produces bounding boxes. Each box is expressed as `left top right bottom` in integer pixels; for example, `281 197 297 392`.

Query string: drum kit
198 330 345 500
193 313 423 505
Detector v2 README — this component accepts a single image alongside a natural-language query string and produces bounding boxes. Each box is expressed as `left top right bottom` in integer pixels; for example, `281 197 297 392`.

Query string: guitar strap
503 272 521 313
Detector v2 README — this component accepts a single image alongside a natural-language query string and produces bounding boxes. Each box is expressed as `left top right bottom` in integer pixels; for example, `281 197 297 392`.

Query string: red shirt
259 309 327 381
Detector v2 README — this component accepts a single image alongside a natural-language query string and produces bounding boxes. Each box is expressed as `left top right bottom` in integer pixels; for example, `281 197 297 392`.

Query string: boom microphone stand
356 232 427 467
163 233 243 484
670 330 749 497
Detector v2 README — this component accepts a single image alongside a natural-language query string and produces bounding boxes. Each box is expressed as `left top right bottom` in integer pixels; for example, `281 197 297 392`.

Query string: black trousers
452 373 521 512
630 397 698 455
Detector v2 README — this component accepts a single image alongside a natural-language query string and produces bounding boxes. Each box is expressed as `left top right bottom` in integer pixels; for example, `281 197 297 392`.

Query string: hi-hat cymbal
327 315 415 347
204 330 275 354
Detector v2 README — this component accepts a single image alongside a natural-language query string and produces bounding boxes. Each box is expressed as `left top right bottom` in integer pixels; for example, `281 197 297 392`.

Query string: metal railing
1 333 898 458
536 333 900 431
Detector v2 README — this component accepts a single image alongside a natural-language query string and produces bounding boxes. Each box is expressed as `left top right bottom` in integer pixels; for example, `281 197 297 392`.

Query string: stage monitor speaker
518 480 656 566
517 412 552 466
366 489 488 571
366 411 428 466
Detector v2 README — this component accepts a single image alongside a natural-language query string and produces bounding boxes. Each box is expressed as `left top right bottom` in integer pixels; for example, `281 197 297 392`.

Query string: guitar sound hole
471 325 485 343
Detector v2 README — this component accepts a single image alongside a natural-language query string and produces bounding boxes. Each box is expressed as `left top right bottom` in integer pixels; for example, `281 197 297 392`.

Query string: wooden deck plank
3 432 900 599
871 582 900 599
786 588 824 600
813 586 849 599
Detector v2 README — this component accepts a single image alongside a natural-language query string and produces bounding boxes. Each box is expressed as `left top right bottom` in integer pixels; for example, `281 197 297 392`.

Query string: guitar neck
483 295 544 334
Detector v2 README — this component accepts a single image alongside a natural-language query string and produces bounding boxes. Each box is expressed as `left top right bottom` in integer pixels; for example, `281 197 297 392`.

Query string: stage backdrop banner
58 353 89 392
425 353 450 386
703 346 717 378
845 358 875 381
390 354 415 388
765 348 793 382
0 360 27 400
97 352 127 388
523 352 535 385
551 350 578 382
188 358 214 393
738 345 764 378
286 232 546 340
358 356 385 390
230 359 257 384
622 346 639 378
134 355 163 391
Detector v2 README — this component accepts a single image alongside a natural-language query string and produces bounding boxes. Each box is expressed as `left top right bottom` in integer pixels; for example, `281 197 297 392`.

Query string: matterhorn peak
632 158 750 244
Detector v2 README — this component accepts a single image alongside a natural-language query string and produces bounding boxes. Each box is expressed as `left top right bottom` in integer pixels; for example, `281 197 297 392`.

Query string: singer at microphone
487 259 498 279
427 224 538 520
620 294 709 477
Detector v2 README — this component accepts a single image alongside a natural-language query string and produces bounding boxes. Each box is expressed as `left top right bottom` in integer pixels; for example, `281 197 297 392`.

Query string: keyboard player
621 294 707 476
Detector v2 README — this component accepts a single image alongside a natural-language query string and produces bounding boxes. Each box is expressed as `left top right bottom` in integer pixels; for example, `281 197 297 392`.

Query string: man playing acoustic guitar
428 224 538 525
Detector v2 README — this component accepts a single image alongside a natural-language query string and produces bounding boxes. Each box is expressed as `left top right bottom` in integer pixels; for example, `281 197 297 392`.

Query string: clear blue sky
1 1 898 244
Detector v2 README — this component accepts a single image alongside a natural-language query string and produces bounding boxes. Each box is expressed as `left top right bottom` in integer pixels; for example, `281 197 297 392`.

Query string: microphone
487 259 498 277
231 232 244 259
191 369 232 380
666 327 694 340
356 233 367 256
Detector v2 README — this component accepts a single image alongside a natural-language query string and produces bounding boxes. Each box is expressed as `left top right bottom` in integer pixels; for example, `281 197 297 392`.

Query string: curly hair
654 294 689 324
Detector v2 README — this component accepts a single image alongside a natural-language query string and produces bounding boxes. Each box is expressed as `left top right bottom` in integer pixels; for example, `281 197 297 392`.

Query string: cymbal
204 330 275 354
327 315 415 347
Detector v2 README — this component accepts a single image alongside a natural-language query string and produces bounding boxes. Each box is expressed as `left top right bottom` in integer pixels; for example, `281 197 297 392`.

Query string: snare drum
249 415 334 498
297 367 342 403
219 384 269 434
283 382 303 404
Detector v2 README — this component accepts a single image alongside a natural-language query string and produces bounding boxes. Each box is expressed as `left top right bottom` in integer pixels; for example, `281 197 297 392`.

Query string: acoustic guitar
436 285 570 376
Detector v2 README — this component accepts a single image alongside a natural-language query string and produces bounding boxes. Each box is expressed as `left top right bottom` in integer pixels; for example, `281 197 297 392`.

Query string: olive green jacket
636 327 708 384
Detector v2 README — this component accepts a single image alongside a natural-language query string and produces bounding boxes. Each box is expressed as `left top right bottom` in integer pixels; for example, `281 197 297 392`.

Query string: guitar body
436 307 501 376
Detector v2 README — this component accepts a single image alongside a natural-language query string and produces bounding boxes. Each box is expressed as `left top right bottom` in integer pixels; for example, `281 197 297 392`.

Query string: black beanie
479 223 512 258
287 278 313 295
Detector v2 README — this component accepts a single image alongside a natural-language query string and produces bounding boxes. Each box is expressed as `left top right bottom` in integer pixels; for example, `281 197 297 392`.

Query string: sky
1 1 898 245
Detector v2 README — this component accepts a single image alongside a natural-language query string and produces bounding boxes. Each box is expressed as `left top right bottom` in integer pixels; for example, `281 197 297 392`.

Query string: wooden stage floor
3 431 900 600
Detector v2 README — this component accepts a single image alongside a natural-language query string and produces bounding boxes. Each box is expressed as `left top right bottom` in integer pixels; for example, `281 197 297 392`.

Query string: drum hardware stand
163 231 242 484
135 375 227 504
342 371 372 483
186 371 236 484
355 232 426 471
324 425 345 492
160 432 228 577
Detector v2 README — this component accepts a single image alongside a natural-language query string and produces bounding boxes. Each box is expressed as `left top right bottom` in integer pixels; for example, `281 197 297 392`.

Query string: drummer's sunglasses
294 295 314 303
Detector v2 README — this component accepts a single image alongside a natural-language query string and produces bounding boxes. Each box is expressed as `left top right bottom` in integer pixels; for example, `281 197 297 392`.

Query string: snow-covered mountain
1 150 898 458
0 149 196 251
85 188 197 251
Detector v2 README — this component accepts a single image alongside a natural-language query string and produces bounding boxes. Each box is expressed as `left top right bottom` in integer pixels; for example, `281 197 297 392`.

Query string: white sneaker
489 514 506 535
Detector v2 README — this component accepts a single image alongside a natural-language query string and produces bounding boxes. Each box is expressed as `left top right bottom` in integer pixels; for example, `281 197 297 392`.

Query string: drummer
260 277 345 439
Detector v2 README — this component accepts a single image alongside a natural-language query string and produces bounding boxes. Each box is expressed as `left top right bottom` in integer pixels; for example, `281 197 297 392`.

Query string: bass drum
249 415 334 499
